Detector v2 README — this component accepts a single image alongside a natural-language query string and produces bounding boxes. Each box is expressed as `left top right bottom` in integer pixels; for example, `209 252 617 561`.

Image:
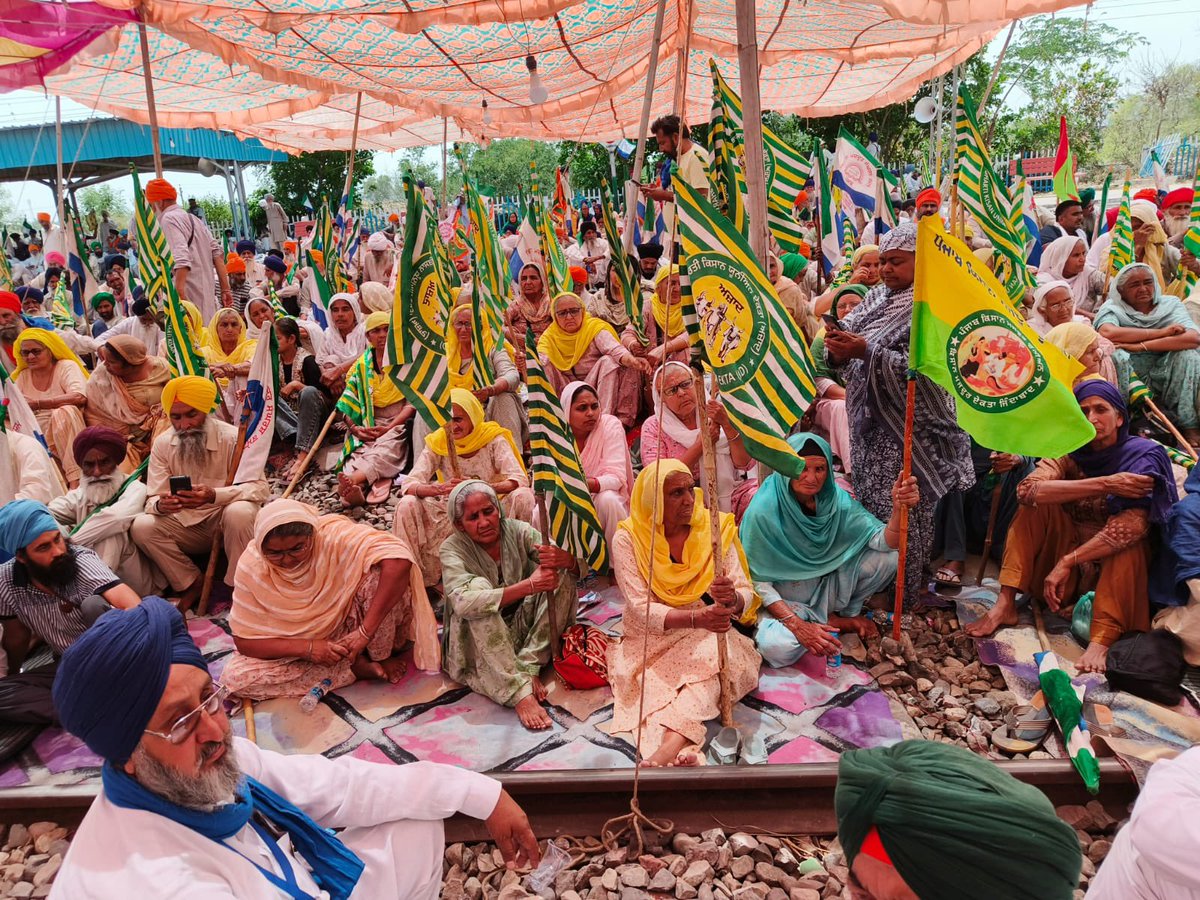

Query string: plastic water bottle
827 630 842 672
300 678 332 713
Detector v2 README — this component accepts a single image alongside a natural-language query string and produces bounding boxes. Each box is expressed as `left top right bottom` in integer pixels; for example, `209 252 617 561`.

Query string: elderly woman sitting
13 329 87 488
1028 280 1090 336
224 498 439 700
440 481 579 731
1040 234 1104 315
561 382 634 554
1094 262 1200 445
966 382 1177 674
1045 322 1117 389
608 460 761 768
640 363 756 519
394 388 533 588
538 292 647 427
742 434 917 667
203 308 256 418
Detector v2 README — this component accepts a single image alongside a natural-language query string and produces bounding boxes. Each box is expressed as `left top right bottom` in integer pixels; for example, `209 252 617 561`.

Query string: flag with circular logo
911 216 1094 458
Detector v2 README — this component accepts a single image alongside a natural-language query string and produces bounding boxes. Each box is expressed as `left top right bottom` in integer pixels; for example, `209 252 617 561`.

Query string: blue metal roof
0 117 286 182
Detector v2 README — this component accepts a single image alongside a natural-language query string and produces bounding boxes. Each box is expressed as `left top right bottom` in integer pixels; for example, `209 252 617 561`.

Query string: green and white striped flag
524 327 608 572
708 62 748 240
829 216 858 288
675 177 816 478
0 242 11 291
1108 177 1135 276
384 172 451 432
334 349 374 470
710 60 809 254
600 178 646 344
49 277 74 329
954 87 1033 308
530 162 571 296
267 283 291 321
131 169 209 379
456 145 509 387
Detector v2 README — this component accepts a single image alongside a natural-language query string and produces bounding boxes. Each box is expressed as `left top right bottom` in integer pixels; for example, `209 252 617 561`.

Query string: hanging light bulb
526 55 549 105
481 99 492 125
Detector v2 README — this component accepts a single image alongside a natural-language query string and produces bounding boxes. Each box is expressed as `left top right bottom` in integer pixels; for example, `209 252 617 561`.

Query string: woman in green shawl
741 433 917 666
438 480 579 731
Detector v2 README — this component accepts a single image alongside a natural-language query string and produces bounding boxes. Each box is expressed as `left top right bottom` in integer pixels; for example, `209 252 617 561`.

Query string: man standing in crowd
148 178 232 322
264 194 288 250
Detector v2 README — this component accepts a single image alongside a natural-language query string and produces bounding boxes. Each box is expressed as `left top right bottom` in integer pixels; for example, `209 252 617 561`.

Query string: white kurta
1088 745 1200 900
0 430 63 505
51 738 502 899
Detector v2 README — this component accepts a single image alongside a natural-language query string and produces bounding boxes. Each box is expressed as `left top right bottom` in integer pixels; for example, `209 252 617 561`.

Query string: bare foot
1076 642 1109 674
338 473 366 508
670 748 705 767
964 600 1019 637
829 614 878 640
531 676 548 703
640 730 690 767
379 655 407 683
351 654 385 681
515 694 553 730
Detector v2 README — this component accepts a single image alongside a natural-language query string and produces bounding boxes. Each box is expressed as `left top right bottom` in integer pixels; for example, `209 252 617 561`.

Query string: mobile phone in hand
821 314 841 331
169 475 193 495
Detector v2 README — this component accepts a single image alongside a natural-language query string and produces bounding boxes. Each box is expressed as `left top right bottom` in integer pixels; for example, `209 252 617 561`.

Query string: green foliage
360 149 463 212
557 142 626 193
458 139 559 197
195 195 233 229
1102 61 1200 169
78 184 130 221
265 150 375 216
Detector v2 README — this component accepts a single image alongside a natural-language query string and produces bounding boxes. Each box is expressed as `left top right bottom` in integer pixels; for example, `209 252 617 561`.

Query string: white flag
234 322 279 484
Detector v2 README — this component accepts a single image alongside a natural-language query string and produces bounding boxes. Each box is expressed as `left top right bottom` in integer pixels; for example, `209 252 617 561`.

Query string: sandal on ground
738 733 769 765
934 566 963 587
1083 702 1126 738
366 478 392 505
707 726 740 765
992 691 1052 754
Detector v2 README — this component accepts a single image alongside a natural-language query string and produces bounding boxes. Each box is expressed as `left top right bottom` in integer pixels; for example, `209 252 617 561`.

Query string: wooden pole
891 378 917 642
672 0 693 116
734 0 769 268
975 481 1004 585
242 698 257 744
342 92 364 204
622 0 669 257
978 22 1016 112
535 492 561 660
54 98 65 234
441 118 449 212
1147 398 1199 460
692 372 733 727
281 408 339 498
197 406 251 616
137 22 164 178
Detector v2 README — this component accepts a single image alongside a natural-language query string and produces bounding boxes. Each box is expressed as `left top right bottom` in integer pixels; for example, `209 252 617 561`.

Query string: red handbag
553 624 609 690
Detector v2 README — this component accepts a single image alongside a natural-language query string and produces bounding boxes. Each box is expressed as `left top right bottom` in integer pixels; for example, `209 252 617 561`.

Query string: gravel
0 822 68 898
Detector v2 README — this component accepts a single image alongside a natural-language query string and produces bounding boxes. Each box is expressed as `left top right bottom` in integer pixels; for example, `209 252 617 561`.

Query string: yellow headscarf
12 328 89 381
424 387 525 477
364 310 391 333
652 264 683 337
1045 321 1099 362
203 308 256 367
617 459 758 620
446 302 489 391
537 292 618 371
161 375 217 413
181 300 208 351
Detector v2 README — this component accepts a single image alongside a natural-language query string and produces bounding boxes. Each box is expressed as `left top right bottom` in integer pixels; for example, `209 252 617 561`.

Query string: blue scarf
102 762 364 900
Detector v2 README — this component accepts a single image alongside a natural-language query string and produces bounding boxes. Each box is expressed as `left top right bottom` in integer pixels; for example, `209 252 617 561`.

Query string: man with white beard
131 377 267 613
49 427 163 597
1162 187 1194 240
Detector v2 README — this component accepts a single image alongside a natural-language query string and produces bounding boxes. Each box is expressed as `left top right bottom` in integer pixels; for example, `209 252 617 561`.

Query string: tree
194 195 233 229
78 184 130 221
457 139 559 197
265 150 375 217
1101 61 1200 169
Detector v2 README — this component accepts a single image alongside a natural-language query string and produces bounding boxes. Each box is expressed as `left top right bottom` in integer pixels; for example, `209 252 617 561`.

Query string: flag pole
734 0 770 267
198 401 251 616
55 98 65 239
1146 398 1199 460
975 480 1003 585
281 409 340 498
343 92 363 204
891 377 916 642
622 0 669 257
137 22 164 178
535 491 561 660
693 370 734 727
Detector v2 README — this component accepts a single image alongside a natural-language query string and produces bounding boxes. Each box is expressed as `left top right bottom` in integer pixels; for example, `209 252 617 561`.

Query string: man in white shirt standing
640 114 709 259
147 178 231 322
264 194 288 250
51 596 540 899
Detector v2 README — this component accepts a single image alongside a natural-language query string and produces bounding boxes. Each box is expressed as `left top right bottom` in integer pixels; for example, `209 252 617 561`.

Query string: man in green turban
835 741 1081 899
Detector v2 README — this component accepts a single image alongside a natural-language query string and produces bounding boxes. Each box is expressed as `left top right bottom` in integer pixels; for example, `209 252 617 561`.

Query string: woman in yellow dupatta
202 307 257 387
394 387 534 587
13 328 88 486
223 498 440 699
607 459 761 767
536 292 648 420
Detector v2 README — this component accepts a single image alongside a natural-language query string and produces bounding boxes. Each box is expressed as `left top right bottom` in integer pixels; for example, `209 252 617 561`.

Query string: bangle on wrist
357 625 370 642
690 610 696 628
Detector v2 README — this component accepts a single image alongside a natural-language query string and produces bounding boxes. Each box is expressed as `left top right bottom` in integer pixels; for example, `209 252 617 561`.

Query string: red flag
1052 117 1079 203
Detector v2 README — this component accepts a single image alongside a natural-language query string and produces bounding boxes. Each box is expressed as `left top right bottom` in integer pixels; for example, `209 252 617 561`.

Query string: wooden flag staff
892 378 917 641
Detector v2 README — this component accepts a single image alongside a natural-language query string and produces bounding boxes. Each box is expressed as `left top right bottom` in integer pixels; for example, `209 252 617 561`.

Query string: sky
1 0 1195 222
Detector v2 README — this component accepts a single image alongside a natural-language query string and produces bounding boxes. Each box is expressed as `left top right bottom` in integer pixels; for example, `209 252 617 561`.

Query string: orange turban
388 213 400 224
916 188 942 208
794 190 809 208
161 376 217 414
569 266 588 286
796 241 812 260
224 253 246 274
283 240 298 253
308 249 324 267
36 212 51 224
145 179 177 203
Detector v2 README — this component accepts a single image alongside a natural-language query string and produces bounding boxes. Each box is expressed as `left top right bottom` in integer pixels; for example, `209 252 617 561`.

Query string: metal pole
137 22 163 178
55 97 65 229
441 118 449 212
735 0 769 267
622 0 669 256
343 92 363 204
233 160 251 238
221 164 238 235
672 0 693 117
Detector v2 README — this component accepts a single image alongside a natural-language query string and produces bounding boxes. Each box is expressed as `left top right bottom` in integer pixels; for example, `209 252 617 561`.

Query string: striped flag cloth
0 368 49 453
813 147 841 278
1150 151 1168 194
600 178 646 344
267 283 291 321
1036 651 1100 794
304 249 331 330
830 217 858 288
384 172 452 432
234 318 279 483
334 350 374 470
131 170 209 380
523 327 608 572
1108 177 1135 275
0 242 12 291
1095 172 1114 238
872 169 896 240
833 126 897 219
675 177 816 478
1014 163 1042 267
1184 161 1200 293
50 278 75 329
710 60 809 254
708 63 748 239
953 87 1033 308
1052 117 1080 203
67 212 98 318
530 163 571 296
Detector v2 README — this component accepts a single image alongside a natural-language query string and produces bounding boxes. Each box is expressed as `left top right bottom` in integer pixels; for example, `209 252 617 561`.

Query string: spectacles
18 346 46 357
262 536 312 562
556 307 584 318
144 683 229 744
663 380 694 398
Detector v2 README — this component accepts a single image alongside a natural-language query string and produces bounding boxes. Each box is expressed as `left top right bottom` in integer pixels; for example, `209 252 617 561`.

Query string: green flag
1108 177 1135 276
456 144 510 388
675 177 816 478
600 178 645 344
334 349 375 470
529 162 570 296
910 215 1094 458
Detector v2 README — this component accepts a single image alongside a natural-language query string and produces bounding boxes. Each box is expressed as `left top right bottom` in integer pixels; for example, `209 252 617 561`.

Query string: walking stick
197 402 250 616
693 370 734 728
242 698 257 744
281 408 339 499
892 378 917 642
444 413 463 480
1146 397 1199 461
975 479 1004 585
535 491 561 660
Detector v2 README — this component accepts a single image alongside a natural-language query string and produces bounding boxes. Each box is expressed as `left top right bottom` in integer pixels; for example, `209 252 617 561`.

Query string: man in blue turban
51 597 541 899
0 499 138 761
